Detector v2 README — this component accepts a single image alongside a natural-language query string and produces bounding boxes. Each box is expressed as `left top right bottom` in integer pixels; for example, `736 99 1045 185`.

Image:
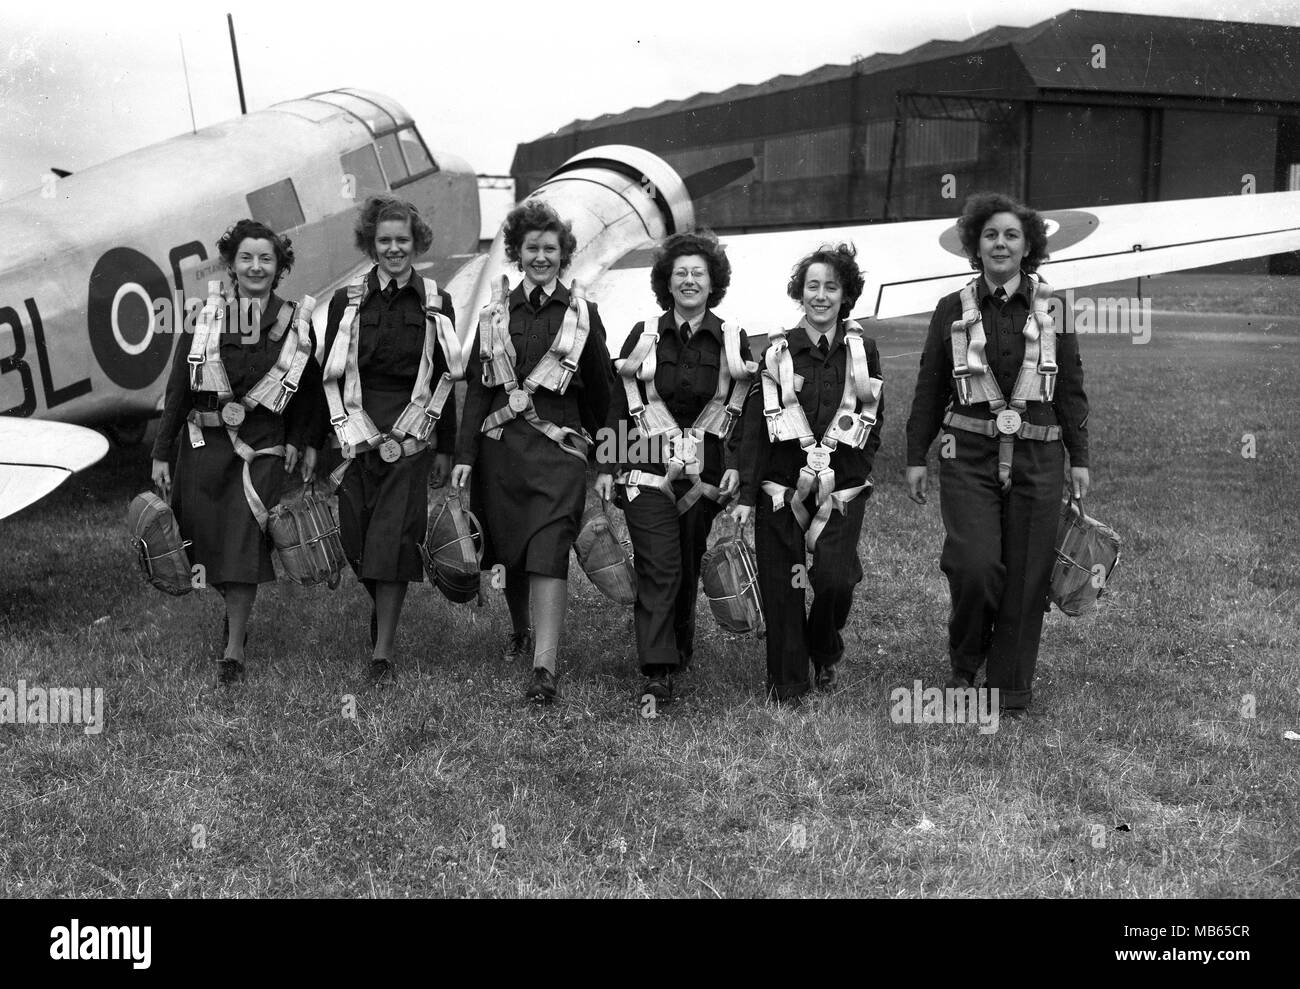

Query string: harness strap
761 479 871 554
943 411 1062 442
243 298 314 415
479 280 593 458
949 274 1059 489
188 281 233 396
618 468 725 514
614 313 754 510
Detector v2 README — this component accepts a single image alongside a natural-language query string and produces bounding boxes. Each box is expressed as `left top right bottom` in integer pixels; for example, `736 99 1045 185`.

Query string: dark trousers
755 493 866 700
622 485 722 672
939 430 1065 710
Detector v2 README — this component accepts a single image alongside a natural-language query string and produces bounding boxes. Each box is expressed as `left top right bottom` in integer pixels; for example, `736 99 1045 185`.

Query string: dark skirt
337 385 432 583
172 410 286 586
473 417 585 578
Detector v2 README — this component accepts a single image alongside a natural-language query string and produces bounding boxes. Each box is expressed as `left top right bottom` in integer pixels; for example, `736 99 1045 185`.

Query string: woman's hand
730 503 751 526
905 466 929 505
150 458 171 495
1070 466 1090 500
300 447 318 484
284 444 300 474
719 469 740 498
450 464 472 490
594 472 615 501
430 453 452 488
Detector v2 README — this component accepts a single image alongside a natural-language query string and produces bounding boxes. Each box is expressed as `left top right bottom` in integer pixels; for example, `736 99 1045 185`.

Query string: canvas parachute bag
574 494 636 605
1050 494 1121 617
700 513 765 636
126 489 194 596
266 479 346 589
420 486 484 605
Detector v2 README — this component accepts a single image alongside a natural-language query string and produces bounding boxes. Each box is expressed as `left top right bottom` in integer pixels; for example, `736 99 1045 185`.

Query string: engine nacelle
448 146 692 336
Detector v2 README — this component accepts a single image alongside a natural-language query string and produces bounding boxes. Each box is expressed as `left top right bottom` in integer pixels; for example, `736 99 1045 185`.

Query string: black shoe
503 627 534 664
642 667 673 703
525 667 558 703
677 651 693 674
367 658 396 687
217 658 246 686
815 664 838 691
944 669 975 690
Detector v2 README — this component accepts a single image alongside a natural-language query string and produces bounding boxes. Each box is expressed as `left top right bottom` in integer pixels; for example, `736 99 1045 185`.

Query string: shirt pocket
356 310 382 367
396 310 428 366
654 349 681 400
691 349 721 400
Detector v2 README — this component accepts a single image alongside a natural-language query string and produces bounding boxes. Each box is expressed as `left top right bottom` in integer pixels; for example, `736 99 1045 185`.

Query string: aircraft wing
589 189 1300 347
0 418 110 521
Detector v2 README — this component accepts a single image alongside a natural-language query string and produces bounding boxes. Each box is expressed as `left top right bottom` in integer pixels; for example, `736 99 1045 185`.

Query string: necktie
994 286 1007 306
817 337 829 358
383 279 398 302
530 285 545 310
679 321 691 346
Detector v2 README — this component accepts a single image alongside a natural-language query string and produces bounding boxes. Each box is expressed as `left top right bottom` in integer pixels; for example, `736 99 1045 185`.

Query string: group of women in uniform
152 190 1091 715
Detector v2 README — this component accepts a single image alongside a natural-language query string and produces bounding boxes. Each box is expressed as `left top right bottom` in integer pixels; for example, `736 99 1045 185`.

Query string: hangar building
512 9 1300 271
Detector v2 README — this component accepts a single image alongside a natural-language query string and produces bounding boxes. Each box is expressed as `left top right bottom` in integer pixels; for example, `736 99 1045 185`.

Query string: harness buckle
995 409 1023 435
507 388 530 414
220 403 246 428
378 437 403 463
805 443 833 473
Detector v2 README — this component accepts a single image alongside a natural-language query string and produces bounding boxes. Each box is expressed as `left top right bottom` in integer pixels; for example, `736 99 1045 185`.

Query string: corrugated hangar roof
546 8 1300 139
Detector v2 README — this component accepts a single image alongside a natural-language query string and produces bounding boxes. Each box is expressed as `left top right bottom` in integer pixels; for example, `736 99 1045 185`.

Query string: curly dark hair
353 195 434 260
649 230 731 310
956 192 1050 274
503 199 577 271
217 219 294 289
786 242 865 320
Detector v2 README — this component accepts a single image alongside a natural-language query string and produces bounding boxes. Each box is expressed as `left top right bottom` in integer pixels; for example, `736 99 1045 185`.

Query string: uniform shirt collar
377 267 414 292
510 278 569 310
791 316 839 354
980 271 1025 304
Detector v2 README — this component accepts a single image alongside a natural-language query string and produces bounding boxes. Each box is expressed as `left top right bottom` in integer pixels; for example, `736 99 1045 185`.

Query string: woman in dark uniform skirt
452 200 612 703
593 231 747 702
152 220 322 685
731 243 884 704
318 196 457 686
905 192 1090 717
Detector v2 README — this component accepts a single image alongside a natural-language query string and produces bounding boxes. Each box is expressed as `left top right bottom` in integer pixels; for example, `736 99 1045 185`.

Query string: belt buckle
995 409 1022 435
805 443 833 472
378 437 403 463
220 403 246 428
508 388 530 413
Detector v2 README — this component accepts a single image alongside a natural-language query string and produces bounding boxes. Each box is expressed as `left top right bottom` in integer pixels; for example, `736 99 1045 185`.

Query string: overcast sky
2 0 1297 199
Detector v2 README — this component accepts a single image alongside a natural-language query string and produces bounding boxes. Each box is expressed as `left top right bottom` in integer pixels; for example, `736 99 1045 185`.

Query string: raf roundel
937 209 1101 260
87 247 176 390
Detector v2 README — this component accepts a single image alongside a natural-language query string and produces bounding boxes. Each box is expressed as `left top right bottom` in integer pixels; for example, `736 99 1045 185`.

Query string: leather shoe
814 664 838 691
367 658 396 687
944 669 975 690
525 667 558 703
642 667 673 702
217 658 246 686
503 627 535 663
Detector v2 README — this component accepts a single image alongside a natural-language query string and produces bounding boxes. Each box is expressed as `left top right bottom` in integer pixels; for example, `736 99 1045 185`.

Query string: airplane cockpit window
376 133 408 185
341 145 386 198
246 178 305 233
397 128 437 176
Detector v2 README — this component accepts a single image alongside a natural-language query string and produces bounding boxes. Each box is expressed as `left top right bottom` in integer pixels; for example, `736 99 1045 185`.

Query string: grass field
2 276 1298 898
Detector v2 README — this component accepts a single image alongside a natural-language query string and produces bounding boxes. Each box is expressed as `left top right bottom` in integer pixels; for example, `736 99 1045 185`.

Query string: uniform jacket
152 292 322 462
317 267 458 453
598 309 751 485
737 320 885 507
456 280 612 467
906 273 1089 467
